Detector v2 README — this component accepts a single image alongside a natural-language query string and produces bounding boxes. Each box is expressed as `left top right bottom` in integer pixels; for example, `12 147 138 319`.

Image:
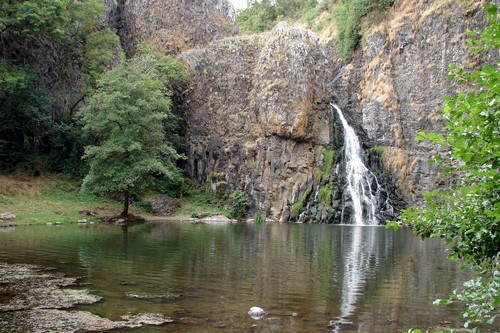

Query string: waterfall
331 103 380 225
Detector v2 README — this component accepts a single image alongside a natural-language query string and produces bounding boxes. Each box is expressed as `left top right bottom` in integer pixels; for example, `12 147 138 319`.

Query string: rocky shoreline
0 263 173 332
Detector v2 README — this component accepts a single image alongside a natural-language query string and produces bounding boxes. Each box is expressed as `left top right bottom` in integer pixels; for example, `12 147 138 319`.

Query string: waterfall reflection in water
0 222 474 332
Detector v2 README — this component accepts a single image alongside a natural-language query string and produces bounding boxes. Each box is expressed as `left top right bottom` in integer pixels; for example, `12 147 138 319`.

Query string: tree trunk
122 189 129 217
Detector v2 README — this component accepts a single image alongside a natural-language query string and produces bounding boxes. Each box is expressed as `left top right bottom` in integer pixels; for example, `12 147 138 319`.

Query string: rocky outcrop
0 263 172 332
180 23 334 221
110 0 238 56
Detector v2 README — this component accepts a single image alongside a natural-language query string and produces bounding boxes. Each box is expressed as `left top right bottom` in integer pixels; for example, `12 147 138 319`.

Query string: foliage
79 52 186 216
228 190 249 219
318 186 332 206
434 261 500 328
178 184 227 217
0 0 119 173
254 211 263 224
236 0 327 33
236 0 277 33
335 0 394 61
152 166 188 198
292 200 304 219
389 4 499 330
323 148 334 176
236 0 394 62
335 0 372 62
292 188 311 219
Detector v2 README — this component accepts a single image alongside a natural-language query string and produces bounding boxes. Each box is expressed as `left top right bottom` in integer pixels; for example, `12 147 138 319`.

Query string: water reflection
0 222 476 332
336 226 375 324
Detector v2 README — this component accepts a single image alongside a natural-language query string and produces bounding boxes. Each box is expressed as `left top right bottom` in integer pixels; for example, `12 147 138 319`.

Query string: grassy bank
0 174 145 225
0 174 229 225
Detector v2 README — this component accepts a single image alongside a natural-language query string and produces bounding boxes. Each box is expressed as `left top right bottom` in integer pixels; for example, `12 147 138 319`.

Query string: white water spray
331 103 379 225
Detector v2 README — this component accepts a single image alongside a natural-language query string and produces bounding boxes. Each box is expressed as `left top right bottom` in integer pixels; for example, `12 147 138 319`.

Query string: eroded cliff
180 23 334 221
108 0 238 56
334 0 495 205
176 0 497 221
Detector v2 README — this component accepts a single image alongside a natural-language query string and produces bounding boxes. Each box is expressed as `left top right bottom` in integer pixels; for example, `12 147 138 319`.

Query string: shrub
228 190 249 219
254 211 263 224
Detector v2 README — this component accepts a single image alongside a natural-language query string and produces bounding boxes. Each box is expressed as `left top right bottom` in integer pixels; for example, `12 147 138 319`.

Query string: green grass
0 174 149 225
177 186 228 218
0 175 235 224
323 148 334 176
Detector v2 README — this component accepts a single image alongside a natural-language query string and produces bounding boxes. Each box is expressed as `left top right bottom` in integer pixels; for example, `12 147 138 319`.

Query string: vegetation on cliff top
235 0 394 61
389 4 499 330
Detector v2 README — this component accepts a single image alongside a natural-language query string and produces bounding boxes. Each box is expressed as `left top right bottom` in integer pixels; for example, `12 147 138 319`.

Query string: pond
0 222 472 332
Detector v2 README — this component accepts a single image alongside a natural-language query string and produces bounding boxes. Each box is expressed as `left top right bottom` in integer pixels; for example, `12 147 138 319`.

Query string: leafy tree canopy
80 49 186 216
0 0 119 172
389 4 499 329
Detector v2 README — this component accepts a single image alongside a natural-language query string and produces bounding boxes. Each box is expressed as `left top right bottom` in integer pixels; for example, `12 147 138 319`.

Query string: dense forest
0 0 187 200
1 0 118 173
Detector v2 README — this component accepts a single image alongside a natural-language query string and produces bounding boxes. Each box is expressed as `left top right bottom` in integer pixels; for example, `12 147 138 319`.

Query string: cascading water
331 103 380 225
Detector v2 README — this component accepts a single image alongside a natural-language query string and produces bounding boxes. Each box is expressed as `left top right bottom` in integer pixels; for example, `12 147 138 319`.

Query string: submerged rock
0 309 173 332
125 292 182 301
0 263 99 311
248 306 267 320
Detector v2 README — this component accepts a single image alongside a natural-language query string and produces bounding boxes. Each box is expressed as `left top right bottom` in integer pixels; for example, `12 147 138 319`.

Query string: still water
0 222 471 332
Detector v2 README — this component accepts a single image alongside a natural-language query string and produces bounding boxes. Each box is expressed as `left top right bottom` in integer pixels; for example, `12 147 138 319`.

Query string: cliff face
176 0 498 220
334 0 494 205
108 0 238 56
105 0 494 221
180 23 334 221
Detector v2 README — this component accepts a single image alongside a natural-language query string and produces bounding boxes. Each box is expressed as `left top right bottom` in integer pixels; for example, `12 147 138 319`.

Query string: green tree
79 52 186 216
0 0 119 173
236 0 277 33
389 4 499 329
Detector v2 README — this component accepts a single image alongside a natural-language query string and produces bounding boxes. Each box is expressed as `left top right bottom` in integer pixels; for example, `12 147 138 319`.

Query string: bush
254 211 263 224
334 0 395 62
236 1 277 34
228 190 249 219
335 0 372 62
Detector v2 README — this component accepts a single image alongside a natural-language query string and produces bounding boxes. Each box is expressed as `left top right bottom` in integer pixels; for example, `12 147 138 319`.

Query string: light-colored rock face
253 23 331 141
181 23 334 220
115 0 238 56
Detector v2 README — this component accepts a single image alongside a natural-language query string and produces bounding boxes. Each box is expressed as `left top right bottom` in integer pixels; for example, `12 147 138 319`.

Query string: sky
229 0 248 10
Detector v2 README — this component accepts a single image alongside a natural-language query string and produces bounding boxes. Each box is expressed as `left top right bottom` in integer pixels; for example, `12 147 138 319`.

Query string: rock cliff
103 0 495 222
180 23 334 221
176 0 497 221
107 0 238 56
334 0 496 205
